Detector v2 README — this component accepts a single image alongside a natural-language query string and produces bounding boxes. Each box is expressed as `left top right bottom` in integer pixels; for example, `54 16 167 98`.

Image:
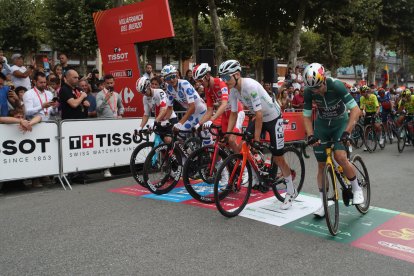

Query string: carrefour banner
60 118 153 174
93 0 174 117
0 122 60 181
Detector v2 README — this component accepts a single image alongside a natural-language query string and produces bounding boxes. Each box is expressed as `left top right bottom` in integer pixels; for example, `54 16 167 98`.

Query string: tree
207 0 227 67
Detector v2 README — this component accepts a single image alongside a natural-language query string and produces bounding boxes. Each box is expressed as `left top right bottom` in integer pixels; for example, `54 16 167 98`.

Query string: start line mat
109 183 414 264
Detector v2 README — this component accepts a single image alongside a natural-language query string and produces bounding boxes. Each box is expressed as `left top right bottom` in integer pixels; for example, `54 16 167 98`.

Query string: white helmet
218 59 241 76
161 64 177 77
193 63 211 80
303 63 326 87
136 76 150 94
350 87 357 93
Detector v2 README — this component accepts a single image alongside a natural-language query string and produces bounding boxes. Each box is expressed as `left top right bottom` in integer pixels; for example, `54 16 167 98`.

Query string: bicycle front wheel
364 125 377 152
352 155 371 214
183 145 229 203
214 154 252 218
351 124 364 149
143 144 181 195
272 146 305 202
322 164 339 236
130 141 154 187
397 127 406 153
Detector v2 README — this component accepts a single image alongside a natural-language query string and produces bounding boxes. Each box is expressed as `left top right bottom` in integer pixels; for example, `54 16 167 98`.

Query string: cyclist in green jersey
302 63 364 217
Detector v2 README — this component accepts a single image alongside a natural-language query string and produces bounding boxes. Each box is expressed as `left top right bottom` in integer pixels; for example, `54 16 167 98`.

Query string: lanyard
104 89 117 114
34 87 48 115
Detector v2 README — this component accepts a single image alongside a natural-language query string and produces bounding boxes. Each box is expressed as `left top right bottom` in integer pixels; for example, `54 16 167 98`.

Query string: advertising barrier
0 122 60 182
60 118 152 174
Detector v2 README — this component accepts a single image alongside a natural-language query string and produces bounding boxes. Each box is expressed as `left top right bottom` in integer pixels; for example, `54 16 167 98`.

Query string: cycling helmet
193 63 211 80
402 89 411 97
136 76 150 94
360 85 369 92
303 63 326 87
161 64 177 77
218 60 241 76
350 87 358 93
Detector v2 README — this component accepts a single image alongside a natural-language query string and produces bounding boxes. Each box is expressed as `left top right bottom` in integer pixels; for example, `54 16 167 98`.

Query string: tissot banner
93 0 174 117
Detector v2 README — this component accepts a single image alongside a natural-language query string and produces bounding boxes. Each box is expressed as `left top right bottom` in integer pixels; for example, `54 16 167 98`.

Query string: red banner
93 0 174 117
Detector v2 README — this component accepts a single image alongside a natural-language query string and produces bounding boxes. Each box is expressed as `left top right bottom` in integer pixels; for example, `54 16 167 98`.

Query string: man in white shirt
23 71 58 121
10 53 35 90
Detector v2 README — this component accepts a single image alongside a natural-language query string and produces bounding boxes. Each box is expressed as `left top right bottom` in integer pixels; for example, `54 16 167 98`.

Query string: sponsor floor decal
109 184 413 264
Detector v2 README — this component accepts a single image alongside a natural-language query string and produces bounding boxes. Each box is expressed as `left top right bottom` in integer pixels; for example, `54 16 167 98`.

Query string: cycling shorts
313 117 348 162
364 112 381 125
246 116 284 156
380 111 391 123
157 117 178 140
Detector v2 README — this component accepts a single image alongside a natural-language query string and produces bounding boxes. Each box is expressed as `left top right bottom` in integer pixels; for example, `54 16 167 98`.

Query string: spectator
10 53 34 90
276 88 291 111
23 72 59 121
87 68 101 93
142 63 154 79
263 82 276 103
58 53 72 75
14 86 27 110
96 74 124 119
79 79 96 117
292 87 305 110
48 77 61 97
184 69 196 86
0 108 41 133
59 69 89 120
53 64 63 82
292 65 304 89
0 50 12 76
96 74 124 177
96 79 104 94
7 85 22 110
0 72 10 116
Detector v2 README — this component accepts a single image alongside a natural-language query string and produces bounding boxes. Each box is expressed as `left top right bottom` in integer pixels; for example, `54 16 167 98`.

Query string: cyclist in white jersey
161 64 212 145
219 59 297 210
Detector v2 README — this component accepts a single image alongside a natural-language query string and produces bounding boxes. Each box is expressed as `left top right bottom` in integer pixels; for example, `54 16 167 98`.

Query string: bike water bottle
254 153 262 166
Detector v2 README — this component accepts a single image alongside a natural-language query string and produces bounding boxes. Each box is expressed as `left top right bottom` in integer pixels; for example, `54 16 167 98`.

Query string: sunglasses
220 74 233 82
311 84 322 91
165 74 177 81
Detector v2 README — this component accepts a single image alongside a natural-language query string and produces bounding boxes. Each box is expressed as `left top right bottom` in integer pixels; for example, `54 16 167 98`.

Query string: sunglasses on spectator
165 74 177 81
220 74 234 82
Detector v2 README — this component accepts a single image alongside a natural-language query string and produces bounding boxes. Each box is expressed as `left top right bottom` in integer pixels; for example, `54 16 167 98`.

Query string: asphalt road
1 143 413 275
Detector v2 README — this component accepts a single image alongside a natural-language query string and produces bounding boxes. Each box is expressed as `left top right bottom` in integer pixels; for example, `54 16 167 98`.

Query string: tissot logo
0 139 50 155
69 132 140 150
69 135 94 150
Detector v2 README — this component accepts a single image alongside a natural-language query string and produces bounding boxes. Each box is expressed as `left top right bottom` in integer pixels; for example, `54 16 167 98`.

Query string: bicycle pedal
342 187 353 207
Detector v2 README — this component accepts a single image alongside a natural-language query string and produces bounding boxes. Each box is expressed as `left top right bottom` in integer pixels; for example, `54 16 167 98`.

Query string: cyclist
396 89 414 141
303 63 364 217
161 64 212 145
350 87 360 106
137 76 177 143
218 59 297 210
377 88 394 140
192 63 245 149
360 85 382 147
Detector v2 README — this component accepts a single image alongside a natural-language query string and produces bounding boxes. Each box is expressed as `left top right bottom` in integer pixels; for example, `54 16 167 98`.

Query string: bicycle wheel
184 137 202 155
351 124 364 149
214 154 252 218
351 155 371 214
386 121 393 144
183 145 229 203
130 141 154 187
272 146 305 202
378 124 386 149
364 125 377 152
397 127 406 153
322 164 339 236
143 143 181 195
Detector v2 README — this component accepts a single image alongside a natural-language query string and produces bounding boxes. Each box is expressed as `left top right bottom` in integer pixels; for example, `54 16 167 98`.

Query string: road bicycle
385 113 398 144
397 114 414 153
363 115 386 152
213 130 305 218
350 121 364 149
130 127 161 187
182 125 233 204
142 128 203 195
320 140 371 236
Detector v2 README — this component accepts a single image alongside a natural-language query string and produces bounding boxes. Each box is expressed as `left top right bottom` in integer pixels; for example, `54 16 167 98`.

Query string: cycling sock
349 176 361 191
319 191 324 204
285 175 294 194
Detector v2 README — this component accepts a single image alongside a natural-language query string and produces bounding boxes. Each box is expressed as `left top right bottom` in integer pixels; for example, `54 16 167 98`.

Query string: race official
96 74 124 118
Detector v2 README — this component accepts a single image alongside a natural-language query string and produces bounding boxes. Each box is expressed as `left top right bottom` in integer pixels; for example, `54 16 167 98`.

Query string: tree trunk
191 12 198 64
353 64 358 83
79 55 87 76
327 34 337 77
288 1 306 68
208 0 227 68
367 37 377 84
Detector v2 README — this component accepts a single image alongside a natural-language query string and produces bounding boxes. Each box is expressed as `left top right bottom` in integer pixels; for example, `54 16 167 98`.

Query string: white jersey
165 79 206 114
229 78 281 122
143 88 176 119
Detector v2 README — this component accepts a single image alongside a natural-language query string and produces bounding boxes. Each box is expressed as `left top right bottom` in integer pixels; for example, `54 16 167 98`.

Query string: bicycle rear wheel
183 145 229 203
351 155 371 214
272 146 305 202
378 124 386 149
322 164 339 236
130 141 154 187
351 124 364 149
214 154 252 218
397 127 406 153
364 125 377 152
143 144 181 195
